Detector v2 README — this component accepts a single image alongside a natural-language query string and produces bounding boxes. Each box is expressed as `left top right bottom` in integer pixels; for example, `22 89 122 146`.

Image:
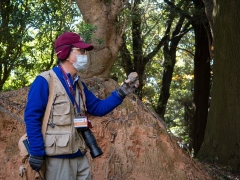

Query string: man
24 32 139 180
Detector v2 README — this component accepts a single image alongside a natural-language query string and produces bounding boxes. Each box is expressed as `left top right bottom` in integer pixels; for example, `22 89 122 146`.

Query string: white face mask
72 55 88 71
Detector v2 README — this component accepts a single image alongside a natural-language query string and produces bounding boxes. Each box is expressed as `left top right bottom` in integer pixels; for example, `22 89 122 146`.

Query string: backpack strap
18 70 56 158
40 70 55 140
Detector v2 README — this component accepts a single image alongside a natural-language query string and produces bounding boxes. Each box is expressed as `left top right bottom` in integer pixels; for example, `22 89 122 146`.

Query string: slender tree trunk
156 16 190 119
198 0 240 170
192 23 211 156
157 47 175 119
202 0 214 38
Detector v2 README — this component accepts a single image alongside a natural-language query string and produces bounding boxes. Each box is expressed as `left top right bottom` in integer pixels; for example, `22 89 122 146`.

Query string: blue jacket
24 66 123 157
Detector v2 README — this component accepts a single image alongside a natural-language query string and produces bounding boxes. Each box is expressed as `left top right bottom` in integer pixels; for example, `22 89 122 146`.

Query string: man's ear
66 56 71 62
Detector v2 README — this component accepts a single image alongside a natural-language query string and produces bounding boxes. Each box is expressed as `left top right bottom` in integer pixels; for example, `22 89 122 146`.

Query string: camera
81 128 103 158
74 116 103 158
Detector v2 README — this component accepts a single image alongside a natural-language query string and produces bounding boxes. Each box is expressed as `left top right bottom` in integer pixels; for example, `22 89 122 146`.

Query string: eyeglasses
72 47 86 55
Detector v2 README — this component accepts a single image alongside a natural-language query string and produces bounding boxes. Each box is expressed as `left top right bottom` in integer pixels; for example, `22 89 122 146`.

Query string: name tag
74 116 88 128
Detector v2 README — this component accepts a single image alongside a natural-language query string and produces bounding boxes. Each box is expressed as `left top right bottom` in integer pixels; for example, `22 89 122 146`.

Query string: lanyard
77 83 87 113
59 65 82 115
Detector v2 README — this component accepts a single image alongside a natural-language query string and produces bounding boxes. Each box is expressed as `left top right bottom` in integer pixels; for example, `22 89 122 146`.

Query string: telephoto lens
81 129 103 158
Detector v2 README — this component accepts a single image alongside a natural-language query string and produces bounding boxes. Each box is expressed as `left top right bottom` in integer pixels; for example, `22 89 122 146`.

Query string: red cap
54 32 94 60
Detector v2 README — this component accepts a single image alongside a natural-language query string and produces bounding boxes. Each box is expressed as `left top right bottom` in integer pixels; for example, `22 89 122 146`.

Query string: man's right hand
28 155 44 172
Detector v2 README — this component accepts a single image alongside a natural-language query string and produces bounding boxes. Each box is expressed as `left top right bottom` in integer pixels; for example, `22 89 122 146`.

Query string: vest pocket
45 135 55 155
44 134 73 156
52 100 71 125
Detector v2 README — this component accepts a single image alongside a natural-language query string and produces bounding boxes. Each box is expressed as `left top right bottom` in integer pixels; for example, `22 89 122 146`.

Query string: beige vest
40 70 87 156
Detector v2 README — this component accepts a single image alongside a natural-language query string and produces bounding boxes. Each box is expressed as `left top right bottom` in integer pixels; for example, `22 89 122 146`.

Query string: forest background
0 0 240 177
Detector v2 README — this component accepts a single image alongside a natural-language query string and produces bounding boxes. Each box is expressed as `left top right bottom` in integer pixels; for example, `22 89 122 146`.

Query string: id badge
74 116 88 128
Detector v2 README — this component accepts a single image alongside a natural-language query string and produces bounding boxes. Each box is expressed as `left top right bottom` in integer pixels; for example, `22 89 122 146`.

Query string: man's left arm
83 72 139 116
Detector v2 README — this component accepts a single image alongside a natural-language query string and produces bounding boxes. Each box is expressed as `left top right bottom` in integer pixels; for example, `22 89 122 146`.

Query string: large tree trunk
198 0 240 170
76 0 123 78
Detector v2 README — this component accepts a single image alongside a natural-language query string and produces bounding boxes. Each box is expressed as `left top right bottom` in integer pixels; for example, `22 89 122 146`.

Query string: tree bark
76 0 124 78
192 23 211 156
198 0 240 170
190 0 211 156
202 0 214 39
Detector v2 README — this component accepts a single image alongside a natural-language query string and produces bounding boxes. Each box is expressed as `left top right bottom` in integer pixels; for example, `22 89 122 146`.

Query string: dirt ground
0 117 25 179
0 87 27 180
